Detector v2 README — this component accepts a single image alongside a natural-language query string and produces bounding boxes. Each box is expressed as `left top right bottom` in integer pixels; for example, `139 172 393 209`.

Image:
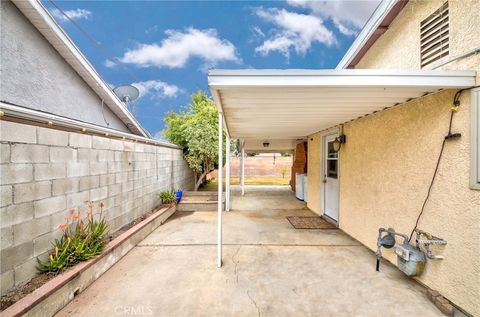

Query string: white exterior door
323 134 339 222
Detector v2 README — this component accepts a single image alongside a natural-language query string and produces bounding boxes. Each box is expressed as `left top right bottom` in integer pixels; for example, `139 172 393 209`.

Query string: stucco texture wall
307 133 321 214
356 0 480 72
0 1 129 132
338 90 479 316
334 1 480 315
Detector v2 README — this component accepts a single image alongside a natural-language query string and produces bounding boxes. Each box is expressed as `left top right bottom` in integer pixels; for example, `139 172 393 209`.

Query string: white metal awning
209 69 476 150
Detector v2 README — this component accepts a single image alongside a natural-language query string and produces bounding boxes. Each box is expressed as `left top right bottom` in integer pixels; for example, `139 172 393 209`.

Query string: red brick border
2 205 175 317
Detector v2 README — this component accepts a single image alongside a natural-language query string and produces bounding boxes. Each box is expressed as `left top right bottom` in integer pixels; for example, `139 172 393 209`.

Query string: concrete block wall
0 121 194 294
209 156 293 178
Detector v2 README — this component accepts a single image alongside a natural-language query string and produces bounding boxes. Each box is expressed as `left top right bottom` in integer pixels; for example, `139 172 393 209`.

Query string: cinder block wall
230 156 292 177
210 156 293 179
0 121 194 294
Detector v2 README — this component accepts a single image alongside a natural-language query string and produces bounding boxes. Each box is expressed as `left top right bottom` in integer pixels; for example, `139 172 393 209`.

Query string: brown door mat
286 216 337 229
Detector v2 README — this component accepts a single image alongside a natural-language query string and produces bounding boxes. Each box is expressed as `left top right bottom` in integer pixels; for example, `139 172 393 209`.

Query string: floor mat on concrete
286 216 337 229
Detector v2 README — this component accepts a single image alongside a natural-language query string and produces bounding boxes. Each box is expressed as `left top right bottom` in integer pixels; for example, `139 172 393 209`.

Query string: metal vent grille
420 2 449 67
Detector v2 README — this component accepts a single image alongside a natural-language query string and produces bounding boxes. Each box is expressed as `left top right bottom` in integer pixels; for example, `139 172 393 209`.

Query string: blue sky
44 0 380 137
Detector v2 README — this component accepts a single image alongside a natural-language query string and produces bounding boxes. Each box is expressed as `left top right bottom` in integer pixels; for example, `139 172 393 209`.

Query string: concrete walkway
57 186 442 317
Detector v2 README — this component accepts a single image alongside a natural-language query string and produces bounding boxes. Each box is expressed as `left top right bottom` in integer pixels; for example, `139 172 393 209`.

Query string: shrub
37 202 109 273
159 190 176 204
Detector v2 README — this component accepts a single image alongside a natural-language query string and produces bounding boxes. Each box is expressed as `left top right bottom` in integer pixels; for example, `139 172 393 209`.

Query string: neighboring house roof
11 0 150 138
336 0 409 69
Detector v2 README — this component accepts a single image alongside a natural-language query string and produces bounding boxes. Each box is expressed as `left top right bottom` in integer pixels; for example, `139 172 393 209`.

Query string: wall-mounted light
333 124 346 152
263 141 270 148
332 134 346 152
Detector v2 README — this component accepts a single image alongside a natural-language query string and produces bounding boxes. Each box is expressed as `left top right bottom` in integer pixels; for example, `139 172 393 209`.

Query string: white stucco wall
0 1 130 132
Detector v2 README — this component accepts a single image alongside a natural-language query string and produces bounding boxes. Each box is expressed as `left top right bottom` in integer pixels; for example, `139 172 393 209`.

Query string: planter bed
1 205 176 317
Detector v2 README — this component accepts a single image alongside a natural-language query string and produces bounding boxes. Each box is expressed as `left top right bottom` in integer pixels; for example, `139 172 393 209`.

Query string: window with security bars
420 2 449 68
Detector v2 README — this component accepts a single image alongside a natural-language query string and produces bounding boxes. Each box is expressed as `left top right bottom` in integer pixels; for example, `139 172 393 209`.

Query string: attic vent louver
420 2 449 67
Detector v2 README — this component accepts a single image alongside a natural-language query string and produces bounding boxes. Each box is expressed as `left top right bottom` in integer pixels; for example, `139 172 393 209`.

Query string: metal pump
376 227 426 277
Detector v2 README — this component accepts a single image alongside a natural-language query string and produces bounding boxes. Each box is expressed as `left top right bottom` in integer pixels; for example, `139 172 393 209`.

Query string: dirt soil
0 273 53 310
0 205 172 311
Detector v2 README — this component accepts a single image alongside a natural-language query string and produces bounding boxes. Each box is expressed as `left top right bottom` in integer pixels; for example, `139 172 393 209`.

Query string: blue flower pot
175 190 183 203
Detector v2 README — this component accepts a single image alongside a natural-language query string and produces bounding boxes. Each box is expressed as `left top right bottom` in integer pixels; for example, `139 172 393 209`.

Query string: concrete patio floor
57 186 442 317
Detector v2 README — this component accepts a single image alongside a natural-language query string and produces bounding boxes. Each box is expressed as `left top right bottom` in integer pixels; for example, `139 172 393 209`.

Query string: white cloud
286 0 380 36
118 27 240 69
332 19 357 37
104 59 117 68
153 131 167 141
257 36 295 59
254 8 335 58
132 80 180 100
252 26 265 38
145 25 159 35
51 8 92 22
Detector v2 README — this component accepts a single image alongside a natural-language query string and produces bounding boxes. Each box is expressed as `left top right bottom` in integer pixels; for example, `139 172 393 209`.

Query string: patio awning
208 69 476 150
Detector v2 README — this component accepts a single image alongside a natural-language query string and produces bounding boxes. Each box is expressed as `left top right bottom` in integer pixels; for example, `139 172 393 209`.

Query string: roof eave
336 0 408 69
12 0 149 138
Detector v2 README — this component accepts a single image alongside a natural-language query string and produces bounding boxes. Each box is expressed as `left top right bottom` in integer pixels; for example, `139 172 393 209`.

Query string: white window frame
471 88 480 189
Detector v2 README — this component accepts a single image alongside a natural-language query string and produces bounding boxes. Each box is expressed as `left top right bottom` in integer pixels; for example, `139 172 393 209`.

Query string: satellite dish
113 85 140 103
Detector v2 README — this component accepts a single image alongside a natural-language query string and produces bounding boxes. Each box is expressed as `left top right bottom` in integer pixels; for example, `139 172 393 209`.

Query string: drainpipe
241 140 245 196
217 112 223 268
226 136 231 211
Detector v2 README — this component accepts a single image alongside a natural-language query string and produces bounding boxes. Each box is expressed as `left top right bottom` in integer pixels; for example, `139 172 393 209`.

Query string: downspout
241 140 245 196
226 136 231 211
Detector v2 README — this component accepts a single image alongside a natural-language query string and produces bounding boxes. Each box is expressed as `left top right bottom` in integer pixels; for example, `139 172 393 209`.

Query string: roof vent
420 2 449 68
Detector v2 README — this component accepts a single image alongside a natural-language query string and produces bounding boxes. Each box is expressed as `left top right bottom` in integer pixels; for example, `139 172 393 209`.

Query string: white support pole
226 136 230 211
217 112 223 268
241 141 245 196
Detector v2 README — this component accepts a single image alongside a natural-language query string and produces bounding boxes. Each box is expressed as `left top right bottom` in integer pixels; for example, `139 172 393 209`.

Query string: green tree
163 91 226 191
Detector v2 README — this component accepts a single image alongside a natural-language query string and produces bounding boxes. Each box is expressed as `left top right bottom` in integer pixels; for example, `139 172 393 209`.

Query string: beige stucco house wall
306 134 321 213
307 1 479 315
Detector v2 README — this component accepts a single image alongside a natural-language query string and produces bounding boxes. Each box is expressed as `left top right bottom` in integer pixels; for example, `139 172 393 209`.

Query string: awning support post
217 112 223 268
226 136 230 211
241 141 245 196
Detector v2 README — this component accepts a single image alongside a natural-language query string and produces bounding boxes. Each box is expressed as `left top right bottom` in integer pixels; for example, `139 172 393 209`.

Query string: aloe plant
159 190 176 204
37 202 109 274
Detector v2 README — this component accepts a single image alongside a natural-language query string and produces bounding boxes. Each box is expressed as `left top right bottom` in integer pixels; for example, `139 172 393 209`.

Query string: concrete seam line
136 243 362 247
